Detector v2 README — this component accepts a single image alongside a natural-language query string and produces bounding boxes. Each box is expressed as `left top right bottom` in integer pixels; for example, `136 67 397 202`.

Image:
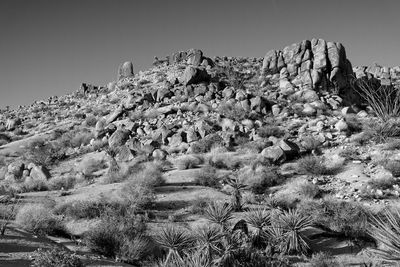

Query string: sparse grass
363 119 400 143
15 203 67 236
382 139 400 150
309 252 338 267
174 154 203 170
190 134 224 153
77 156 107 178
31 248 83 267
367 176 399 190
189 197 209 215
339 147 360 160
296 180 320 199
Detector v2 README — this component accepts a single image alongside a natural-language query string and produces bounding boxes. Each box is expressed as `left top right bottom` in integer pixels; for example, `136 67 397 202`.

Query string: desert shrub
31 248 83 267
59 128 94 148
363 120 400 143
85 211 149 262
238 140 271 153
218 103 250 121
47 175 76 190
85 115 97 127
121 184 155 210
298 198 369 238
24 139 66 166
258 125 285 138
345 115 363 134
15 203 67 236
54 197 126 220
77 156 107 178
174 154 203 170
238 165 281 194
300 135 321 152
367 176 399 190
296 180 320 199
126 161 165 188
339 147 360 160
189 197 210 214
190 134 224 153
382 139 400 150
352 78 400 122
296 156 341 176
20 177 48 192
194 165 220 188
309 252 338 267
383 160 400 177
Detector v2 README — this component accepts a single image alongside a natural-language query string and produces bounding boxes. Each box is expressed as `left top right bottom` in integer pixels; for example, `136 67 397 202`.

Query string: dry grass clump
31 248 83 267
174 154 203 170
296 155 342 176
299 135 321 152
77 156 107 178
338 147 360 160
238 164 281 194
24 139 67 167
298 198 369 238
190 133 224 153
47 175 76 190
383 160 400 177
15 203 67 236
382 139 400 151
193 165 220 188
257 125 285 138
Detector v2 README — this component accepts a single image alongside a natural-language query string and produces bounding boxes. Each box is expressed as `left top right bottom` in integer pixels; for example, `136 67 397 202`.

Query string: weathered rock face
181 66 210 86
261 39 353 92
170 49 204 66
118 61 134 80
80 83 99 95
354 64 400 87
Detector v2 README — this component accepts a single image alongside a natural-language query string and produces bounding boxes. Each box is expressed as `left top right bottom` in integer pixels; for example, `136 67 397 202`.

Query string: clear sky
1 0 399 108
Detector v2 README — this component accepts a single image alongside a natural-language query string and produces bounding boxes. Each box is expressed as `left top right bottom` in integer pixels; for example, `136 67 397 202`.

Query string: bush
363 120 400 143
77 156 107 178
352 78 400 122
190 134 224 153
174 155 203 170
258 125 285 138
47 176 76 190
238 165 281 194
345 115 363 134
15 203 67 236
85 115 97 127
309 252 338 267
189 197 209 214
31 248 83 267
85 210 149 262
296 156 341 176
297 180 320 199
126 161 165 188
59 128 94 148
54 197 126 220
300 135 321 152
24 139 66 166
194 166 219 188
298 198 369 238
121 184 155 210
383 160 400 177
382 139 400 150
338 147 360 160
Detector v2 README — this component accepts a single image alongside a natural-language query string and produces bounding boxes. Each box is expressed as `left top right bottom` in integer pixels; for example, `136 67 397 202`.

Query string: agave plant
266 209 313 255
195 225 224 262
368 208 400 262
203 201 233 229
244 208 270 248
154 226 194 265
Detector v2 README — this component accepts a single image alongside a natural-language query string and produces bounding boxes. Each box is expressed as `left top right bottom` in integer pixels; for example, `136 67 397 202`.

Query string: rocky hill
0 39 400 266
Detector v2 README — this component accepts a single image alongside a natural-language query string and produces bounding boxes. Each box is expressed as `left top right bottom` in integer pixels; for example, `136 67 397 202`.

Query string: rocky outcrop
353 64 400 86
118 61 134 80
261 39 353 92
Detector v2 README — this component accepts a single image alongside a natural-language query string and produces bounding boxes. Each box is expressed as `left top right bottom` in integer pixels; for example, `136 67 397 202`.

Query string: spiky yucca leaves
195 225 224 262
225 177 247 212
368 208 400 262
155 251 211 267
154 226 194 265
245 208 270 248
266 209 313 255
204 201 234 229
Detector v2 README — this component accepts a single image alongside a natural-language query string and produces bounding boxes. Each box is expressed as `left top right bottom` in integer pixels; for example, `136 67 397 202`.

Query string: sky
1 0 400 109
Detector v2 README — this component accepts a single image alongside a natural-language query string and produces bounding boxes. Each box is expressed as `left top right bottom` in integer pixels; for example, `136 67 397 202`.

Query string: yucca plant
154 226 194 265
368 208 400 262
195 225 224 263
203 202 233 229
266 209 313 255
245 208 270 248
225 177 247 211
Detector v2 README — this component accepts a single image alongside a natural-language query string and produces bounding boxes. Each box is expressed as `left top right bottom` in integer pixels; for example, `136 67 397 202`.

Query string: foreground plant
368 208 400 262
203 201 234 229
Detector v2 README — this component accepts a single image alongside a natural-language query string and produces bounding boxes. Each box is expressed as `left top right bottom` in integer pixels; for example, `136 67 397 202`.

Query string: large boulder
6 118 21 131
28 163 51 181
261 146 286 164
118 61 134 80
186 49 203 66
181 66 210 86
108 129 130 148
